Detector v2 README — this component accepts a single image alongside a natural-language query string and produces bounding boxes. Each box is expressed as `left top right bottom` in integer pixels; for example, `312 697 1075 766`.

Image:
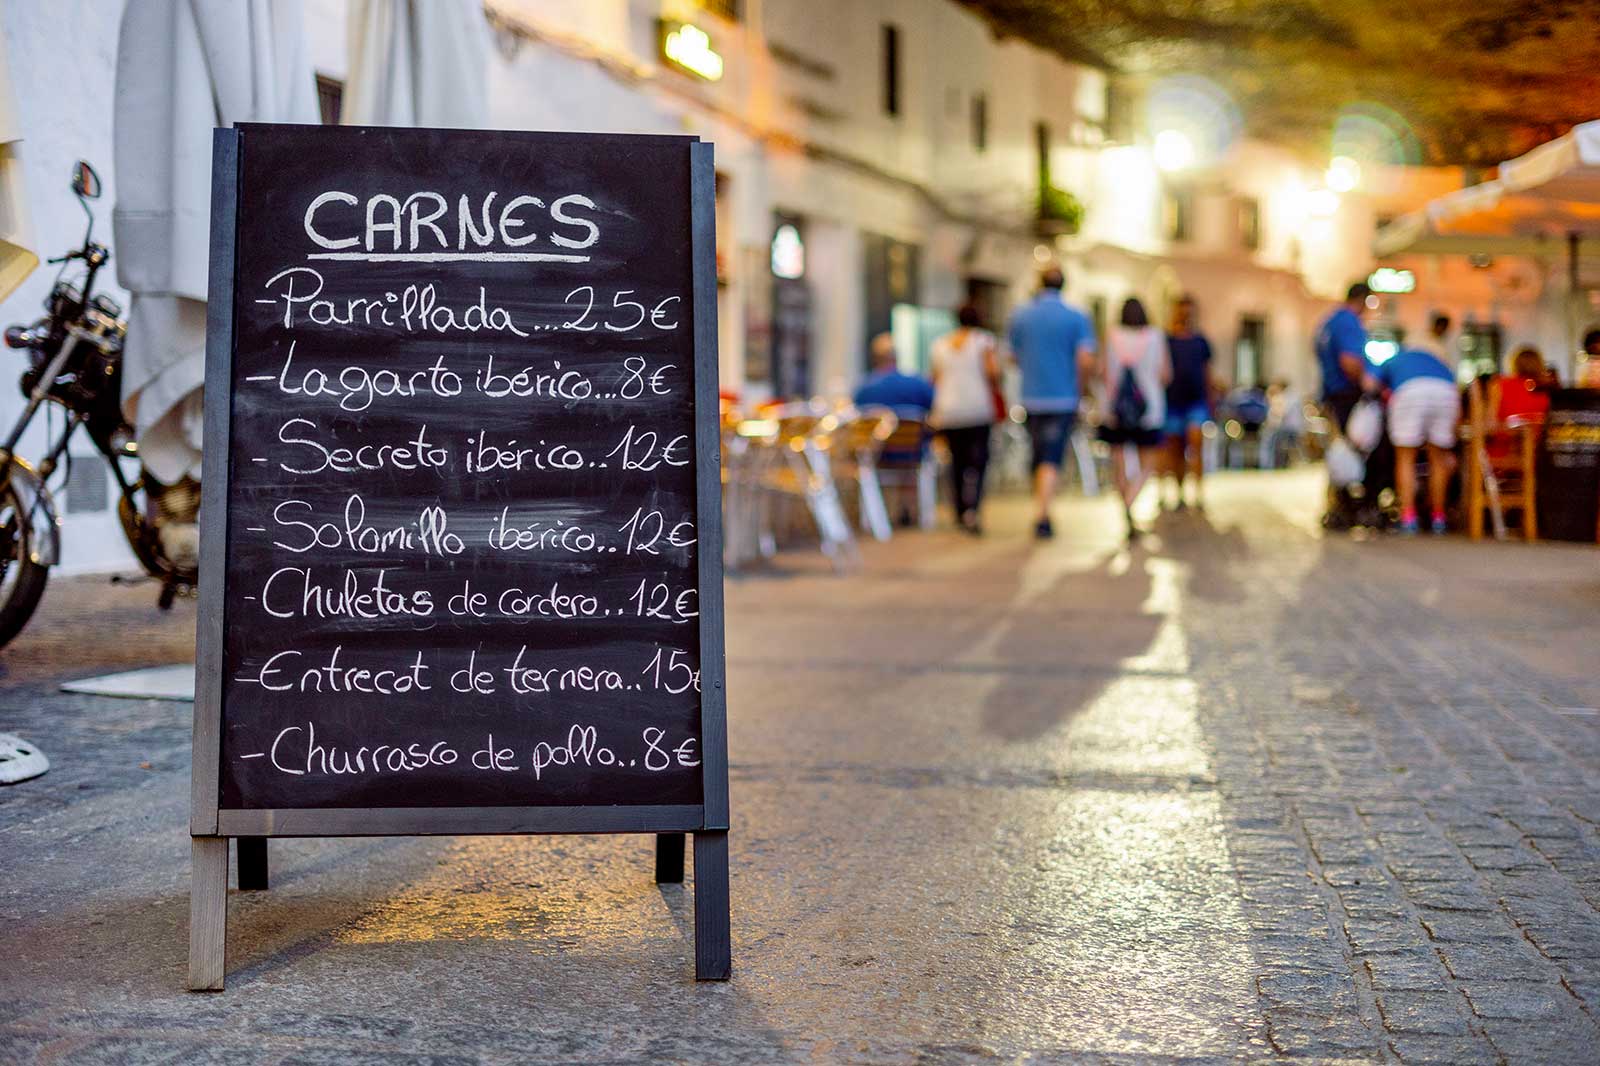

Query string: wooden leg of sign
692 831 731 981
188 837 228 991
654 832 685 884
237 836 268 891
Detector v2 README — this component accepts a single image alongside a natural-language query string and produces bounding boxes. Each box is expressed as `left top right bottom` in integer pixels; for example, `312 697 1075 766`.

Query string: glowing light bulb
1152 129 1196 172
1326 155 1361 193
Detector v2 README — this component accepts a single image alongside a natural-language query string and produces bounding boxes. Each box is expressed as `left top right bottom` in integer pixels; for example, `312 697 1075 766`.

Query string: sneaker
1398 515 1420 536
1034 518 1054 540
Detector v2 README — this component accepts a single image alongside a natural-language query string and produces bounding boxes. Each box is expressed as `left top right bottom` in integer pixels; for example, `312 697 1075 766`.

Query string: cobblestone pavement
2 470 1599 1064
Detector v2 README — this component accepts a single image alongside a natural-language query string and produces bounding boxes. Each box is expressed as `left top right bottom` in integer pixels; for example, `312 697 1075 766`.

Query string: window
1237 197 1260 250
881 25 900 117
1235 316 1268 386
1162 184 1193 242
971 93 988 152
1103 81 1134 143
316 75 343 126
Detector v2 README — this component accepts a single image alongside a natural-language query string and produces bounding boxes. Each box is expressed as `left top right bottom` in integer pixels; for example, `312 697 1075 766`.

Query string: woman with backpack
1098 297 1172 540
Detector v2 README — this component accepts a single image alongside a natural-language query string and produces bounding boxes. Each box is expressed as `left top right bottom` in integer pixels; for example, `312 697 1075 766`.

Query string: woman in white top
930 304 1001 533
1097 297 1172 540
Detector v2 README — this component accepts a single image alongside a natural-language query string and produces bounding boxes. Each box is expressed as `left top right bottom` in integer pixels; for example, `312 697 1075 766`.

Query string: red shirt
1497 376 1550 423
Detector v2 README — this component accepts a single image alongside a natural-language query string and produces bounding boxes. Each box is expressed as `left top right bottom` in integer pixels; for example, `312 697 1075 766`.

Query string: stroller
1324 395 1397 530
1325 393 1456 532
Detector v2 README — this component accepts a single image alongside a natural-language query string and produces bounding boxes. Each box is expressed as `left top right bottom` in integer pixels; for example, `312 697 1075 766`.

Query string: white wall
0 0 134 573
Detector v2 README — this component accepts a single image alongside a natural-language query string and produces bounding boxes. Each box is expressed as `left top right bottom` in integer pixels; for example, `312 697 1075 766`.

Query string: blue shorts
1025 411 1076 470
1163 402 1210 438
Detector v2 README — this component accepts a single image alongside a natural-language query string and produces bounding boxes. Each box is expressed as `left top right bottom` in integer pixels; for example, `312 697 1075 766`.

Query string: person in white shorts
1367 344 1460 534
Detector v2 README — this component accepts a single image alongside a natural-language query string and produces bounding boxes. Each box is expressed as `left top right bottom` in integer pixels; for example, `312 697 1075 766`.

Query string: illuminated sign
661 22 724 82
1368 267 1416 294
771 223 804 279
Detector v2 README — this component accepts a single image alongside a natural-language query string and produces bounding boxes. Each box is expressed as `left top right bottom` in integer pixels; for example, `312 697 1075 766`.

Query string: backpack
1113 366 1147 428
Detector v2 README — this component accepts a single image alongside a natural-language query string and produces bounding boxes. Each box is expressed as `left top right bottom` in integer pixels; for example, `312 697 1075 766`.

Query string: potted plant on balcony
1035 184 1084 238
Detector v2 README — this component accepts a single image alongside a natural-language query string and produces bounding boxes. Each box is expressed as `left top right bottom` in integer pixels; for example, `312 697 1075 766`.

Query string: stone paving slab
3 472 1600 1063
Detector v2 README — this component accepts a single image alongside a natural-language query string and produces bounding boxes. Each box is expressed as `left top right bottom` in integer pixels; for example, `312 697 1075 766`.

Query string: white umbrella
0 28 38 304
113 0 318 484
1374 120 1600 258
343 0 489 129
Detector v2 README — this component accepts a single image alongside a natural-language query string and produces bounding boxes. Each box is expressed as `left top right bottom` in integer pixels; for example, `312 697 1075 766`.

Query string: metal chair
830 407 898 542
754 405 860 570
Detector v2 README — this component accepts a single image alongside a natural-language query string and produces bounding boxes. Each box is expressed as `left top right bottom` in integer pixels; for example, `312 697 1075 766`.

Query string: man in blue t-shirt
1314 282 1373 431
1366 345 1459 534
1315 282 1376 527
1006 268 1096 538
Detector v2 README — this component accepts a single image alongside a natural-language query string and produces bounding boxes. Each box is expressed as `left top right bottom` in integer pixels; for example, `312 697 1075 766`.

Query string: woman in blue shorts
1161 295 1213 509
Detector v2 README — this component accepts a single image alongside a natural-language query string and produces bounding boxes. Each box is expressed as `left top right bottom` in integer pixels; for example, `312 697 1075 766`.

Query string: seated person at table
855 333 933 419
1494 346 1554 424
855 332 934 464
1366 346 1459 535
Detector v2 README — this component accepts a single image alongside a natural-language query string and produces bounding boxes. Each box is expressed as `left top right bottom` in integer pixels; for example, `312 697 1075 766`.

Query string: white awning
1375 120 1600 257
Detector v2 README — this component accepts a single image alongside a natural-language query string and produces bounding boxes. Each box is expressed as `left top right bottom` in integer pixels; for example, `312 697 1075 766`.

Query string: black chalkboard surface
188 125 729 986
1536 389 1600 542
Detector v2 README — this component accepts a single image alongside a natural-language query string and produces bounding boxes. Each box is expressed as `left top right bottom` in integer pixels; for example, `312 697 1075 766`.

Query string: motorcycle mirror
71 161 101 200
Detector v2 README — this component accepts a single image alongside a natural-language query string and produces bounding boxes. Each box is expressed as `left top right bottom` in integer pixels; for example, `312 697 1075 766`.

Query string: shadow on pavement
979 546 1162 742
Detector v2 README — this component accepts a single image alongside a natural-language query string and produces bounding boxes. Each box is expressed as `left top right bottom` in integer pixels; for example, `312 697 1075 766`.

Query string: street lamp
1152 129 1196 172
1326 155 1361 193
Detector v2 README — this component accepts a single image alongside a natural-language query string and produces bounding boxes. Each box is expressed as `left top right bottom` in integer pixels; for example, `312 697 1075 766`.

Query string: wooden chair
869 411 938 530
1464 379 1539 541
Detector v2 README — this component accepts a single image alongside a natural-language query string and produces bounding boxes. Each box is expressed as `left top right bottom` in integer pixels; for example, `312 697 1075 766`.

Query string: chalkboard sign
1536 388 1600 542
189 124 728 988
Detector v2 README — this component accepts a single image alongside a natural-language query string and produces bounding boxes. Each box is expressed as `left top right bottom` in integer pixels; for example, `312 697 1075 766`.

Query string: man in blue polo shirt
1315 282 1374 526
1007 268 1096 539
1315 282 1373 432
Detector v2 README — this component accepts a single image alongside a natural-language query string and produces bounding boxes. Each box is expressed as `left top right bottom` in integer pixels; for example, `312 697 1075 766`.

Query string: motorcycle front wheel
0 481 50 649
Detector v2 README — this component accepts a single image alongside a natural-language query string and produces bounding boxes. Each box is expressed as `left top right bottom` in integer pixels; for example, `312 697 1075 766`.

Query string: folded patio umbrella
343 0 488 129
112 0 318 483
0 29 37 304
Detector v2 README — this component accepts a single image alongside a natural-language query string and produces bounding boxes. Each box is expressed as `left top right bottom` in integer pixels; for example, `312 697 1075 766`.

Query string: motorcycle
0 160 199 648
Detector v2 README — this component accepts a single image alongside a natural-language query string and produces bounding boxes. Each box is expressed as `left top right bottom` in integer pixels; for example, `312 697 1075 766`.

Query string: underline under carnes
305 252 591 263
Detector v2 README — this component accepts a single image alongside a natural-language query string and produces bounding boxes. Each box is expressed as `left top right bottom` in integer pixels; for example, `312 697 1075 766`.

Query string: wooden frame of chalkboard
189 125 729 989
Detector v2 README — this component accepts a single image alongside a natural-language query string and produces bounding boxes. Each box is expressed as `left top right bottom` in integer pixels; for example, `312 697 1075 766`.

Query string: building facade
0 0 1390 572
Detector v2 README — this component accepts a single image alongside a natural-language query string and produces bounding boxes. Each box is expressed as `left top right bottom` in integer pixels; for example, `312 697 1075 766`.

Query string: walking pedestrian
1007 267 1096 539
1365 345 1459 535
1160 294 1213 510
1098 297 1170 541
1315 282 1374 525
930 304 1000 534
